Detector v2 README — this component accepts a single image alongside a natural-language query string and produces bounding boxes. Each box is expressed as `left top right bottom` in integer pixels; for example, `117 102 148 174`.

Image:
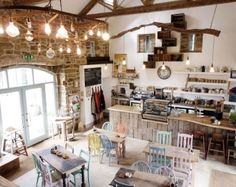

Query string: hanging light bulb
122 58 126 65
104 64 108 70
102 31 110 41
210 64 215 73
161 62 166 70
70 22 75 32
76 45 81 56
0 23 4 34
26 18 32 29
186 56 190 65
6 19 20 37
59 44 63 53
97 30 101 37
88 29 94 36
37 43 41 53
25 30 34 41
44 20 51 35
56 23 68 39
84 34 88 40
142 64 146 69
46 44 55 59
66 45 71 54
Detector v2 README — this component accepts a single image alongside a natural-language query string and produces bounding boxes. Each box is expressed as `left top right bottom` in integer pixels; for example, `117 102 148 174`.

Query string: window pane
0 71 8 89
8 68 33 87
34 69 54 84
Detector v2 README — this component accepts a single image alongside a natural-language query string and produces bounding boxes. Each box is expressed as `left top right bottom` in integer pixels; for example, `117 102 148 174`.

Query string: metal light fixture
102 31 110 41
210 37 215 73
161 62 166 70
210 64 215 73
186 56 190 65
44 20 51 35
25 30 34 41
6 19 20 37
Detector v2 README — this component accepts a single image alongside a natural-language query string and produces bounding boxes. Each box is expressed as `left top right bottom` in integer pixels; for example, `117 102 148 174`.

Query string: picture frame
138 33 155 53
230 70 236 78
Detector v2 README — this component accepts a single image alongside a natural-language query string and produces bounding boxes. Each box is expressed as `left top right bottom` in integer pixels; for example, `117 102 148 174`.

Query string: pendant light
142 64 146 69
25 30 34 41
104 64 108 70
44 19 51 35
46 43 55 59
70 21 75 32
102 31 110 41
37 43 41 53
56 0 68 39
66 45 71 54
161 62 166 70
210 36 215 73
6 18 20 37
59 44 63 53
88 29 94 36
186 56 190 65
122 35 126 65
76 45 81 56
97 30 101 37
84 34 88 40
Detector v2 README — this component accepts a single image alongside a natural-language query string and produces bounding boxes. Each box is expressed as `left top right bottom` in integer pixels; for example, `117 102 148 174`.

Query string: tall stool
226 133 236 164
2 127 28 156
192 130 206 159
206 132 225 160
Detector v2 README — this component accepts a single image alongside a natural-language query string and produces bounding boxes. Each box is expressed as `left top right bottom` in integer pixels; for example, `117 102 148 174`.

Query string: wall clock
157 65 171 79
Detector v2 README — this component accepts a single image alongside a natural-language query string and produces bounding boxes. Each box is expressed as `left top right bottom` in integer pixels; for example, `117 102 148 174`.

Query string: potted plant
229 112 236 125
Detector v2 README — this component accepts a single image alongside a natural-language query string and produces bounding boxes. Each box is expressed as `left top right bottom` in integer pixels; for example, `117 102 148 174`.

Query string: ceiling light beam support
85 0 236 18
78 0 99 17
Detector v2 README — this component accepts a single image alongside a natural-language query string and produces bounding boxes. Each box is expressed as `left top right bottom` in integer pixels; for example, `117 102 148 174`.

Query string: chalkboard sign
84 67 101 87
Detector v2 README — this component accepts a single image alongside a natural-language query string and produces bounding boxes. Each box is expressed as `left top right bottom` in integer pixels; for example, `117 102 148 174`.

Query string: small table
110 168 171 187
143 142 200 163
37 145 86 187
84 128 126 157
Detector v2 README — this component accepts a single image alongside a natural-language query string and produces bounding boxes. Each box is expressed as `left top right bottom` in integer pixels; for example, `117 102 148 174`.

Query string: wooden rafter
78 0 99 17
141 0 154 6
85 0 236 18
14 0 49 5
98 1 113 11
110 21 221 39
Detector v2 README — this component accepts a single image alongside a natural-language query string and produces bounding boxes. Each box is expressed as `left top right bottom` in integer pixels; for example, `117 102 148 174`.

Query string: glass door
23 86 48 146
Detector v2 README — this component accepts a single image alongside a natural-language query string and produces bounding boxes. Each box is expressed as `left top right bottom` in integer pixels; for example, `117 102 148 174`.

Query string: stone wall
0 10 109 114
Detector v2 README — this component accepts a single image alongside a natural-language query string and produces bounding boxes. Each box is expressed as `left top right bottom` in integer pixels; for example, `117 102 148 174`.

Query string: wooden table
37 145 86 187
110 168 171 187
84 128 126 157
143 142 200 163
0 176 19 187
0 152 20 176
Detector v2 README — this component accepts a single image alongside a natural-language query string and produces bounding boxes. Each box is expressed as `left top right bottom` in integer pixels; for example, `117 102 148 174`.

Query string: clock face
157 65 171 79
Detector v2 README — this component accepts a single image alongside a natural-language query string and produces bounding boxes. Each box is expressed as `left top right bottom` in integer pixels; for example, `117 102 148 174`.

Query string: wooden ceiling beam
14 0 50 5
78 0 99 17
85 0 236 18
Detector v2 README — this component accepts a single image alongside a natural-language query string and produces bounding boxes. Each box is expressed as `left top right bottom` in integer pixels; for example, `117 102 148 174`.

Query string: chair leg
87 170 90 187
206 138 212 160
227 150 230 164
36 174 40 187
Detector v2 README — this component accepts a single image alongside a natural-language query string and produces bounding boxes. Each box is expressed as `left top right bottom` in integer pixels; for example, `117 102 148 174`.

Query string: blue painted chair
70 149 91 187
131 160 151 173
156 131 172 145
32 153 43 187
100 134 118 166
102 121 113 131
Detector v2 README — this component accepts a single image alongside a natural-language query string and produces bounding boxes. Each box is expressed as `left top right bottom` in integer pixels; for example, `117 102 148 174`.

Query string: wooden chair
177 133 193 150
226 133 236 164
131 160 151 173
114 179 135 187
71 150 91 187
156 130 172 145
39 157 64 187
100 134 118 166
192 130 206 158
154 166 176 185
88 133 101 155
206 133 225 160
148 146 171 172
102 121 113 131
172 150 192 187
65 142 74 153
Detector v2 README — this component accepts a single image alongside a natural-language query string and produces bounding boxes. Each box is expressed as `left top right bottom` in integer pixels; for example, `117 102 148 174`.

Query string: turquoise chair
32 153 43 187
71 149 91 187
156 130 172 145
102 121 113 131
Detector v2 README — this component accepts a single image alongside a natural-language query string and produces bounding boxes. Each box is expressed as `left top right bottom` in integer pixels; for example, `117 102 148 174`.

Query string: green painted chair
32 153 43 187
156 130 172 145
71 149 91 187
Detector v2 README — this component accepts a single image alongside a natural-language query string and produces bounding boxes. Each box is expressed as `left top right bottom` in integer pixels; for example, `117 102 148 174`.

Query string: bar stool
226 133 236 164
206 132 225 160
192 130 206 158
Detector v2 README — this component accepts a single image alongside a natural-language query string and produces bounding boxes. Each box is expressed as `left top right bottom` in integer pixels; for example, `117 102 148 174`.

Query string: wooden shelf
173 90 226 97
174 72 230 76
224 101 236 105
187 82 227 87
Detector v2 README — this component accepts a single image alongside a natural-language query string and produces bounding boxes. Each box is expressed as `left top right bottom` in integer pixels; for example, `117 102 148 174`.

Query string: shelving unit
173 90 226 98
174 72 230 76
187 82 227 87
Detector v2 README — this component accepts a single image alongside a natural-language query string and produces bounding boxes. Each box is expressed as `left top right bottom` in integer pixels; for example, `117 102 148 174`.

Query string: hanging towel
100 86 106 111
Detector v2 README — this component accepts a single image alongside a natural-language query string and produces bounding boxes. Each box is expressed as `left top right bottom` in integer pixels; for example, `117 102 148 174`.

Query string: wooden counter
169 113 236 131
109 105 236 144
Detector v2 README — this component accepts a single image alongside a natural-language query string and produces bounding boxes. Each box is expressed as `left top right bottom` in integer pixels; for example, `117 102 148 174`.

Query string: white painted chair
156 130 172 145
154 166 176 185
172 150 192 187
177 133 193 150
131 160 151 173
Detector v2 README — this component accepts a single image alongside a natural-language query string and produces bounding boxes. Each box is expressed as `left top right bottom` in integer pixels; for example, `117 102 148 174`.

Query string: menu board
84 67 101 87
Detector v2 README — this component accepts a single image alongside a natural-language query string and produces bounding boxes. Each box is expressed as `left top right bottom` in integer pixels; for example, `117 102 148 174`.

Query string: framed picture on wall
138 33 155 53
